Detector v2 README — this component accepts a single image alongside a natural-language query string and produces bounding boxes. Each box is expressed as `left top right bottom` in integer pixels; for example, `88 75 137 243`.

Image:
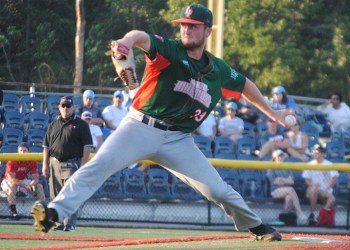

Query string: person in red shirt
1 143 45 219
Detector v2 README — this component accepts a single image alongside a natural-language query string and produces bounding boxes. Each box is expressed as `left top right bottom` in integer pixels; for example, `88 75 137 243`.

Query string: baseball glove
106 41 139 90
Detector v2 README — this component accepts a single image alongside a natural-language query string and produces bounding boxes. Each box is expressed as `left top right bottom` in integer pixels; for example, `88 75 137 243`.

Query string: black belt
51 157 80 162
141 116 178 131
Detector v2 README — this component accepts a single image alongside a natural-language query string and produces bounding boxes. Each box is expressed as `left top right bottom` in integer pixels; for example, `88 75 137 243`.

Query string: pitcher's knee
206 184 237 202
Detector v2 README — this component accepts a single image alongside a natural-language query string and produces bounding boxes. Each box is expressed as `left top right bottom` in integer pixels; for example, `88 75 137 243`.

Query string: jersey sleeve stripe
132 53 171 110
221 87 242 100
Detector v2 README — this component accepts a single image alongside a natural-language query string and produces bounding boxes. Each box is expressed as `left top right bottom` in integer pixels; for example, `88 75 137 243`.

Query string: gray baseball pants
49 109 262 230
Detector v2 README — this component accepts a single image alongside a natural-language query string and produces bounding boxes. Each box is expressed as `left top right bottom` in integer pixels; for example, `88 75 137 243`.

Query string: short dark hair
18 142 29 150
329 92 342 102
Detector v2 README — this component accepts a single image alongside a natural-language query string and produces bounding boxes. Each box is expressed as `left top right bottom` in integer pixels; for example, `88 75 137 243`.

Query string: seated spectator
316 92 350 130
81 111 103 153
0 143 45 219
102 90 128 131
259 118 289 159
302 144 339 226
270 86 300 116
77 89 105 128
236 97 262 125
285 120 310 162
267 149 306 221
194 112 217 142
218 102 244 146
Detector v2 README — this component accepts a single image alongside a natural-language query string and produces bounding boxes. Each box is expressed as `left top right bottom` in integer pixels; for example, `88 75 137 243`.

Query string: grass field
0 224 349 249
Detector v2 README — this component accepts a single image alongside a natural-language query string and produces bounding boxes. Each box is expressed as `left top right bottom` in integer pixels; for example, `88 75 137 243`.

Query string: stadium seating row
2 93 111 114
34 166 347 205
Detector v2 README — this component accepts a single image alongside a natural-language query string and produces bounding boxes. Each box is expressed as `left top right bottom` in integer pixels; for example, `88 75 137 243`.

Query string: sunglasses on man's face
61 104 72 108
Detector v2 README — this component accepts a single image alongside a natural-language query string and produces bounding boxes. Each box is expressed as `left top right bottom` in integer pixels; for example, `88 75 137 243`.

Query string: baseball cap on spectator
113 90 124 99
272 86 286 94
272 149 285 159
81 111 92 120
60 96 73 106
226 102 238 110
310 144 325 154
83 89 95 99
172 4 213 28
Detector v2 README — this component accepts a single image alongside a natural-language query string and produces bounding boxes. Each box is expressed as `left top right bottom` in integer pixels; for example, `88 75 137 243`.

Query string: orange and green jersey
132 33 246 133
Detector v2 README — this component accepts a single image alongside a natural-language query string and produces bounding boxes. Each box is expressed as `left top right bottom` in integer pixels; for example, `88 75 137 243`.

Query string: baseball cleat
31 201 55 233
249 224 282 242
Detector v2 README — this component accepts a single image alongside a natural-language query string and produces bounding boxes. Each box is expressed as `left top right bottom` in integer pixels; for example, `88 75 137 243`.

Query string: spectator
81 111 103 153
0 143 45 219
236 97 262 125
194 112 217 142
270 86 300 115
267 149 306 221
102 90 128 131
316 92 350 130
218 102 244 146
43 96 93 232
285 120 310 162
302 144 339 226
258 118 289 159
77 89 105 128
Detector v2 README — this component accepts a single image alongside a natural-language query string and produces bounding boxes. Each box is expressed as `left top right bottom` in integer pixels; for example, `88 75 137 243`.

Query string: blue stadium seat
331 126 343 142
122 168 148 200
334 172 349 205
300 123 320 149
4 110 25 129
255 122 268 148
292 171 307 202
242 121 255 138
213 136 234 157
237 154 259 161
237 136 256 157
284 156 303 163
240 170 266 201
26 128 46 147
3 93 20 111
193 135 213 158
29 145 43 153
341 126 350 154
215 152 236 160
72 96 83 108
170 174 203 201
28 111 49 130
97 171 125 199
326 141 346 163
217 168 241 193
146 168 172 200
0 144 18 153
45 95 61 115
19 95 42 116
2 128 24 146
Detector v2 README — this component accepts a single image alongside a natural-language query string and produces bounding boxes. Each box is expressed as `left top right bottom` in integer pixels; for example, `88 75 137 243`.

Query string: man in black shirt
42 96 92 232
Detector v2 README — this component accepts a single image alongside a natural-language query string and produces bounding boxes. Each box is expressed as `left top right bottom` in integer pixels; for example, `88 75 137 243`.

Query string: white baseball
285 115 297 126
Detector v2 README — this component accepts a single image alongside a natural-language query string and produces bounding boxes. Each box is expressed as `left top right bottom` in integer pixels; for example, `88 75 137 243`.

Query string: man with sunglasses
42 96 93 232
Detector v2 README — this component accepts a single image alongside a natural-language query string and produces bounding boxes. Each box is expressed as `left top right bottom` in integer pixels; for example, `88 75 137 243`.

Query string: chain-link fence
1 168 349 229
